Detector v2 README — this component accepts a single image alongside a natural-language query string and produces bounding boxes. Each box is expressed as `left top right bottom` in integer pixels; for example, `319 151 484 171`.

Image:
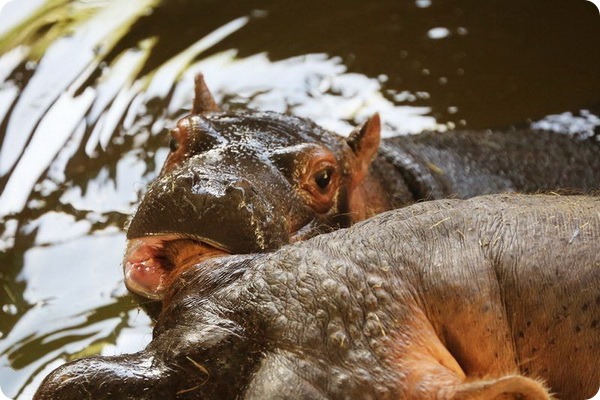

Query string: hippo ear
192 73 221 114
346 113 381 172
449 375 550 400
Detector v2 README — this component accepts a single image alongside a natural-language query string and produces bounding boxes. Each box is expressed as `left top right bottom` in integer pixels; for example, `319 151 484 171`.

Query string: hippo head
124 74 382 302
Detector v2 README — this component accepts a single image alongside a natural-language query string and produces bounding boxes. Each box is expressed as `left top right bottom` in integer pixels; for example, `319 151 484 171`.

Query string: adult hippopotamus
39 194 599 400
124 75 600 302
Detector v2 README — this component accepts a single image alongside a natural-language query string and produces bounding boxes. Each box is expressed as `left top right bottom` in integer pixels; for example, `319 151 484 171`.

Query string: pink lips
123 235 229 300
123 236 178 300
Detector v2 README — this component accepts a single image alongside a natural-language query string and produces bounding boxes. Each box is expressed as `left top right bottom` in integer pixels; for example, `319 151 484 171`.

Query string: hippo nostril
175 170 258 199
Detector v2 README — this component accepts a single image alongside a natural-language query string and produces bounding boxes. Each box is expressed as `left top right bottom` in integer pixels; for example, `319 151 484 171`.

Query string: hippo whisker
185 356 210 379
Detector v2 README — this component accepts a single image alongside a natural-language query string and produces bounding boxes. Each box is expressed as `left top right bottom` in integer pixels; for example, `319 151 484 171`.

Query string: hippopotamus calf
124 75 600 303
38 194 600 399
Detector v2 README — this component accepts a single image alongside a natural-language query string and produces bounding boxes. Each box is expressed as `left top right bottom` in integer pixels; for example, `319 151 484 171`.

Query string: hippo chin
123 74 600 305
38 194 600 399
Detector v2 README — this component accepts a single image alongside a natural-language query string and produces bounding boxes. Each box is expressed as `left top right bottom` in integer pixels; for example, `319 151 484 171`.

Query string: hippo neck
371 138 449 208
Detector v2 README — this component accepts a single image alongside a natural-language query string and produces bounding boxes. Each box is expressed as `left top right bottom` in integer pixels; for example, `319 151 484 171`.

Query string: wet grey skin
124 75 600 309
37 194 600 400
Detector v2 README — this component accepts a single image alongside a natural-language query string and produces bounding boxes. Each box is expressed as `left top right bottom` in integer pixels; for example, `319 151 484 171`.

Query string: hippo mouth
123 235 229 300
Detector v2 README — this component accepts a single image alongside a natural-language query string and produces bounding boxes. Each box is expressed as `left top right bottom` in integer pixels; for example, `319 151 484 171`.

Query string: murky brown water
0 0 598 398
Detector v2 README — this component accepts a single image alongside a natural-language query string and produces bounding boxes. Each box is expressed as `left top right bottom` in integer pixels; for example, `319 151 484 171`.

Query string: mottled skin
38 194 600 399
123 75 600 302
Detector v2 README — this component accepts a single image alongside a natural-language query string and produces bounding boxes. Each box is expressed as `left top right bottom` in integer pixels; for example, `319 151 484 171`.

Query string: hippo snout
127 169 289 254
34 353 175 400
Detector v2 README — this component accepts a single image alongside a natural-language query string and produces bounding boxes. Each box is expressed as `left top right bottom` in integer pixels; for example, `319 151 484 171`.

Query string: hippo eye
169 137 179 152
314 168 334 191
301 152 338 214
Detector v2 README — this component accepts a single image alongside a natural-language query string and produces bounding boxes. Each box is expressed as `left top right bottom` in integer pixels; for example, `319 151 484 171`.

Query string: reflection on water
0 232 151 397
0 0 598 398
